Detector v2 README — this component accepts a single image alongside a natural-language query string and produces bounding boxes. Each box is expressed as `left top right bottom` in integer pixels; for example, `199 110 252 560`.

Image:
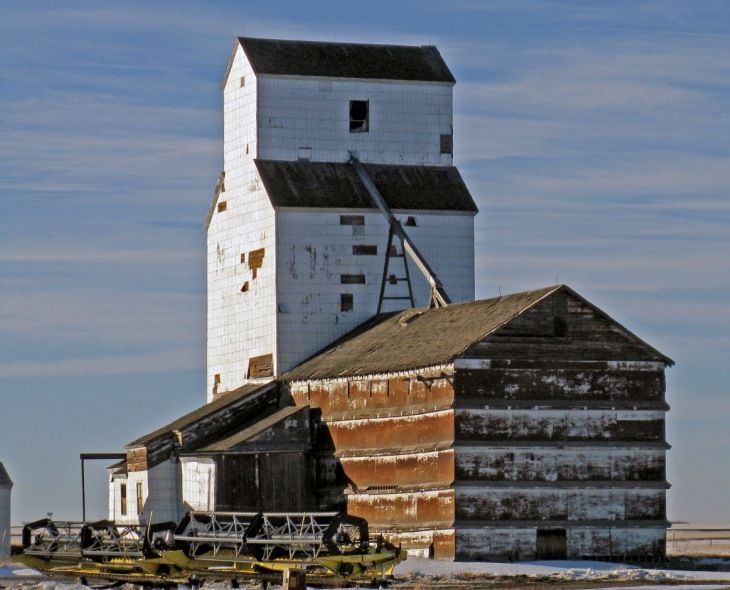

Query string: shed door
536 528 567 560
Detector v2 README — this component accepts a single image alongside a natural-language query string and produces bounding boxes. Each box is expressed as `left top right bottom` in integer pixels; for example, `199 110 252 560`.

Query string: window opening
440 134 453 155
349 100 369 133
241 281 250 292
341 274 366 284
405 216 417 227
240 76 245 87
353 245 377 255
240 253 246 264
217 201 227 212
136 482 143 514
341 293 354 312
120 483 127 516
340 215 364 226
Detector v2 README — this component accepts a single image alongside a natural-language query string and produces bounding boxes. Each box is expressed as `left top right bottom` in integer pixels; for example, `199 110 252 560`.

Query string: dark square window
353 245 377 255
341 293 354 312
440 134 453 155
341 274 366 284
340 215 365 226
350 100 369 133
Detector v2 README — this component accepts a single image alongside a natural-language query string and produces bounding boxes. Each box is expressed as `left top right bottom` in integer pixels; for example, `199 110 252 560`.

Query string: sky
1 0 729 524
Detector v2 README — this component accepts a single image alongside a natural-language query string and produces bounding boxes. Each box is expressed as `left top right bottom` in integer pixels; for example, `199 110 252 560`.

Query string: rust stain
327 410 454 451
347 488 455 528
341 449 454 489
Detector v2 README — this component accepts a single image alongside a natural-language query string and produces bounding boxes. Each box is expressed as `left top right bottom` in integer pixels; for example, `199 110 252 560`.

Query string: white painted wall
208 43 473 392
0 485 10 558
181 458 216 511
276 209 474 372
109 461 182 525
208 46 276 400
257 76 453 166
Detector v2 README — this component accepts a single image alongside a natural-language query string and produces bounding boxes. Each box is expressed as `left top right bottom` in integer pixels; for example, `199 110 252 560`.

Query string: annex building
108 37 673 562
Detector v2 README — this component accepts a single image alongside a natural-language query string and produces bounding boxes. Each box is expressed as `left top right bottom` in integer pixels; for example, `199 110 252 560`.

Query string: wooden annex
283 284 673 560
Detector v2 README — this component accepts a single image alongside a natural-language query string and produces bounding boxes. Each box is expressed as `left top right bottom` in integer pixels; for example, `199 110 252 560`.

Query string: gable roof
127 382 276 447
230 37 455 84
0 462 11 487
255 160 478 212
283 285 673 381
284 286 561 380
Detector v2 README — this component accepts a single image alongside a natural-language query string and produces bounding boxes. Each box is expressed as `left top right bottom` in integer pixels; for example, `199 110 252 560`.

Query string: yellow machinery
18 511 405 585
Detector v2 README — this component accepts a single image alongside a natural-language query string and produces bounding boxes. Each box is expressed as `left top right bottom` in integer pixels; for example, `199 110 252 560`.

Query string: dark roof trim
204 171 225 233
0 463 12 487
221 37 455 88
127 381 277 447
195 406 305 452
255 160 478 213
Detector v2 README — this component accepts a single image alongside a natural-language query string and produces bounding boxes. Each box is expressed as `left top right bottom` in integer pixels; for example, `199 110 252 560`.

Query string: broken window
405 216 417 227
340 215 364 226
440 134 453 155
341 293 354 312
120 483 127 516
248 353 273 378
341 274 366 284
248 248 265 279
136 482 143 514
353 245 377 255
217 201 227 212
349 100 369 133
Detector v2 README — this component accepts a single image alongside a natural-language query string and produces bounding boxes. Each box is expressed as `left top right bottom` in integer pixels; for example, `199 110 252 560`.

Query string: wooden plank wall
453 290 669 560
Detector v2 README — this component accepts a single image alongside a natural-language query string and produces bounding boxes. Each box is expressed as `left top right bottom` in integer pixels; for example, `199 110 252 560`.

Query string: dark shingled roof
237 37 455 83
255 160 478 212
0 462 12 487
284 287 561 380
128 382 275 447
283 285 673 380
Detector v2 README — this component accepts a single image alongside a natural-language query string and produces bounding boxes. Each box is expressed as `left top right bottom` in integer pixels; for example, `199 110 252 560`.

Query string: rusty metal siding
290 375 453 417
288 373 456 558
347 489 454 528
341 449 454 489
327 409 454 452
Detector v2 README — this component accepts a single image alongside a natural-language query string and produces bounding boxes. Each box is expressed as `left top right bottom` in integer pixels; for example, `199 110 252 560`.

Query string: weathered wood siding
455 486 667 521
456 447 665 482
215 451 314 512
456 526 666 561
453 289 669 560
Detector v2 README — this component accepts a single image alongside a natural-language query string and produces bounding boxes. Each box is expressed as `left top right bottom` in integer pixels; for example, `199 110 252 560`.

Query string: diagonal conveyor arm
348 153 450 308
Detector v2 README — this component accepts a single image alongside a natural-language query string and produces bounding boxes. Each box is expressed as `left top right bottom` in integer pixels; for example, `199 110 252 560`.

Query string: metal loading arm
348 153 450 308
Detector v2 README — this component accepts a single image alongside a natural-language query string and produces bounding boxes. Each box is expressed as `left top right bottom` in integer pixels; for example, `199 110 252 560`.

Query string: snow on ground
395 556 730 584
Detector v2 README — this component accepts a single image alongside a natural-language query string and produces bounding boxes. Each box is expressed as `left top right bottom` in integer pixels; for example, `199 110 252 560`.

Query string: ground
5 558 730 589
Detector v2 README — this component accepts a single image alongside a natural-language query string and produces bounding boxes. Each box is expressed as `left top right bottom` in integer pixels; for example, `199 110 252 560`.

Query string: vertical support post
377 226 396 315
81 457 86 522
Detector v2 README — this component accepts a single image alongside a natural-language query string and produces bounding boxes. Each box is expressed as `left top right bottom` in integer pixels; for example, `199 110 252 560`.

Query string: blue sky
1 0 729 524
